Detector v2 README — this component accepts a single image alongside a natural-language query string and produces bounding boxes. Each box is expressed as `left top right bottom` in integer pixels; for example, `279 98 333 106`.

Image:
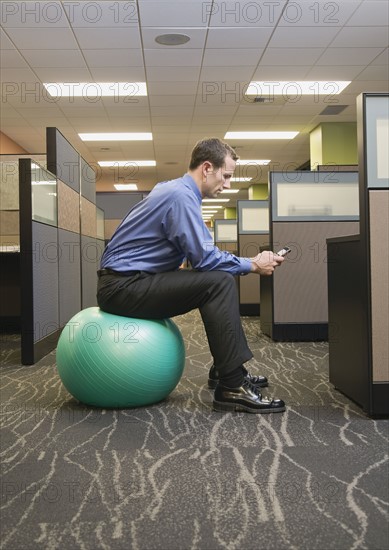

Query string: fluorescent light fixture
202 206 223 209
221 189 239 194
201 210 218 213
246 81 351 95
236 159 271 165
98 160 156 167
231 177 252 182
43 82 147 97
114 183 138 191
80 133 152 141
202 199 230 203
31 180 56 186
225 132 298 139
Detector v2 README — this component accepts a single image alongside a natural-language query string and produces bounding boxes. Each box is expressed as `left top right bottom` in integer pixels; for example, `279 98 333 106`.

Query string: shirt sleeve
162 194 252 275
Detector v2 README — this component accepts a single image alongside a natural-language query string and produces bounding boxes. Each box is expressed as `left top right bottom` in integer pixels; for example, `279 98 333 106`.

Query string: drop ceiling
1 0 388 217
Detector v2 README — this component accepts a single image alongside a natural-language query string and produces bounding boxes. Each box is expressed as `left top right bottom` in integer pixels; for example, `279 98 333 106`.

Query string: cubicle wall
96 191 144 241
261 171 359 341
327 93 388 416
214 219 238 254
237 200 269 315
18 128 104 364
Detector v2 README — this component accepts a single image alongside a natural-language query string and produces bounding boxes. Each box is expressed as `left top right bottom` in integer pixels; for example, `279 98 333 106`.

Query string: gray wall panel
32 222 59 343
81 236 104 309
56 132 80 192
81 157 96 204
96 192 143 219
58 228 81 326
273 221 359 323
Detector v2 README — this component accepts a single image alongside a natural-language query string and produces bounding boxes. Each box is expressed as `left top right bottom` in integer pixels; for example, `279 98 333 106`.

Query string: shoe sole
208 379 268 390
213 400 286 414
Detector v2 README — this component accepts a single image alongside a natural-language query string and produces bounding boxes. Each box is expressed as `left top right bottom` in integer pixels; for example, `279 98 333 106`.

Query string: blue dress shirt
100 174 252 275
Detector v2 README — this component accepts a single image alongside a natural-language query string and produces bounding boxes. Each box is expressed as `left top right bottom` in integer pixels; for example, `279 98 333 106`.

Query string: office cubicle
261 171 359 341
237 200 269 315
3 128 105 364
327 93 389 416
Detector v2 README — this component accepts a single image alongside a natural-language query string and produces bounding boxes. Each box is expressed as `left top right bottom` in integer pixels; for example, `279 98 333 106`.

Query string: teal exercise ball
56 307 185 408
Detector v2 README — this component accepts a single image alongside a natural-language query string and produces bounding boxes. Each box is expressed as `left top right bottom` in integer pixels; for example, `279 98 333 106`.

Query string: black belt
97 268 141 277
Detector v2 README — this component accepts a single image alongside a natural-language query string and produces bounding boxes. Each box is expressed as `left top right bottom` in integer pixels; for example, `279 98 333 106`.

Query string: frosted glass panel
96 207 105 240
215 221 237 241
377 119 389 180
31 163 57 226
276 182 359 219
242 207 269 231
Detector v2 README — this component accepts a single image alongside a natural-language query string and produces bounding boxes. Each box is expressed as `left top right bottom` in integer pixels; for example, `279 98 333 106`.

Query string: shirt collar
182 173 202 204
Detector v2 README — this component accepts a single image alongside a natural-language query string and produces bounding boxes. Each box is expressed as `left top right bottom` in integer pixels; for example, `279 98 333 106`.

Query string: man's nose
223 178 231 189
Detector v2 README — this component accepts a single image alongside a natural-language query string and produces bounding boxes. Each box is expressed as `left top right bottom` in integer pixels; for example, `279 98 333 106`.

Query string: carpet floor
1 311 388 550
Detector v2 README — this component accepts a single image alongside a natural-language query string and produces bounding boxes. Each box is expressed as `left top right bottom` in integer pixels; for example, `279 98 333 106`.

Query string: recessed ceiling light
98 160 156 167
231 177 252 182
155 34 190 46
43 82 147 97
202 205 223 210
226 132 298 140
246 81 351 95
221 189 239 194
114 183 138 191
80 133 152 141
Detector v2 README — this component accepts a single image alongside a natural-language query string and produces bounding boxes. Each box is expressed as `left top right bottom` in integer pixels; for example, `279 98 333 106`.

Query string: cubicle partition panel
96 192 144 241
47 127 101 313
261 171 359 341
327 93 388 416
214 219 238 254
19 158 61 364
237 200 269 316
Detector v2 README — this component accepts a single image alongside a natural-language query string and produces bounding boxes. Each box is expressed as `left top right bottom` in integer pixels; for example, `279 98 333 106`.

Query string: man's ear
203 161 213 175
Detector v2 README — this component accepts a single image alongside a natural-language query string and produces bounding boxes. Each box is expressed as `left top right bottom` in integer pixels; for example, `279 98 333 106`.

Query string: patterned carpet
1 310 388 550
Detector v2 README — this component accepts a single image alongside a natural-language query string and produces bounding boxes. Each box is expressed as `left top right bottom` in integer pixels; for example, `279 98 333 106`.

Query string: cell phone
276 246 291 257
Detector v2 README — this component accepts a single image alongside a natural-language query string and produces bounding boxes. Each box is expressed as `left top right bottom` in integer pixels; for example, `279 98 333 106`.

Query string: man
97 138 286 414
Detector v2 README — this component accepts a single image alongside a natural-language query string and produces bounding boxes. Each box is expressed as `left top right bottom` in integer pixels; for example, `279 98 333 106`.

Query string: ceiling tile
83 49 144 67
330 26 389 48
144 48 203 66
4 27 78 49
0 28 16 49
347 0 389 26
251 65 311 80
89 67 146 81
0 1 69 28
138 2 209 27
260 47 324 65
0 49 29 68
21 49 86 68
147 67 200 82
208 0 287 28
277 0 362 27
66 2 139 28
203 48 263 66
206 27 273 48
316 47 385 65
269 26 340 48
73 27 142 49
33 67 92 81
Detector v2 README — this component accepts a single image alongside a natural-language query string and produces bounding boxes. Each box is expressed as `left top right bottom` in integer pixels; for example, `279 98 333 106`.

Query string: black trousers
96 270 253 377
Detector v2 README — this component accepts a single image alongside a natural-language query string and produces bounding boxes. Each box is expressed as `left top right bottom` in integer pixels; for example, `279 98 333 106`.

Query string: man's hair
189 137 239 170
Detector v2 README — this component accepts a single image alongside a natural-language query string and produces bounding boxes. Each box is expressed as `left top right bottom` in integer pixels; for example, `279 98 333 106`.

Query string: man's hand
250 251 284 275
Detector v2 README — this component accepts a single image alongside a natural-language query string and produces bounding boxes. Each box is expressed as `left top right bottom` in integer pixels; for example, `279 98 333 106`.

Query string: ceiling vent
244 95 286 105
319 105 348 115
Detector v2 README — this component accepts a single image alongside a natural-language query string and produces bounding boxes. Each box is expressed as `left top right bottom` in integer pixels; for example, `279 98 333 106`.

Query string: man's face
201 155 236 199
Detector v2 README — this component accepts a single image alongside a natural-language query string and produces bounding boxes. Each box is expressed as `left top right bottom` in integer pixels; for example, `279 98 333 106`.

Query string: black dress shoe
213 379 286 414
208 365 268 390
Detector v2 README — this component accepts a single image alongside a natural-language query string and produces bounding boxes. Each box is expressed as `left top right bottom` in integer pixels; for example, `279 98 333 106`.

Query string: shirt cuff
239 258 253 275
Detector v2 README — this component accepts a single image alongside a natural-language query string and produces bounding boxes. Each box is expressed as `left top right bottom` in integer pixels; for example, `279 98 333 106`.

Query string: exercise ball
56 307 185 408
